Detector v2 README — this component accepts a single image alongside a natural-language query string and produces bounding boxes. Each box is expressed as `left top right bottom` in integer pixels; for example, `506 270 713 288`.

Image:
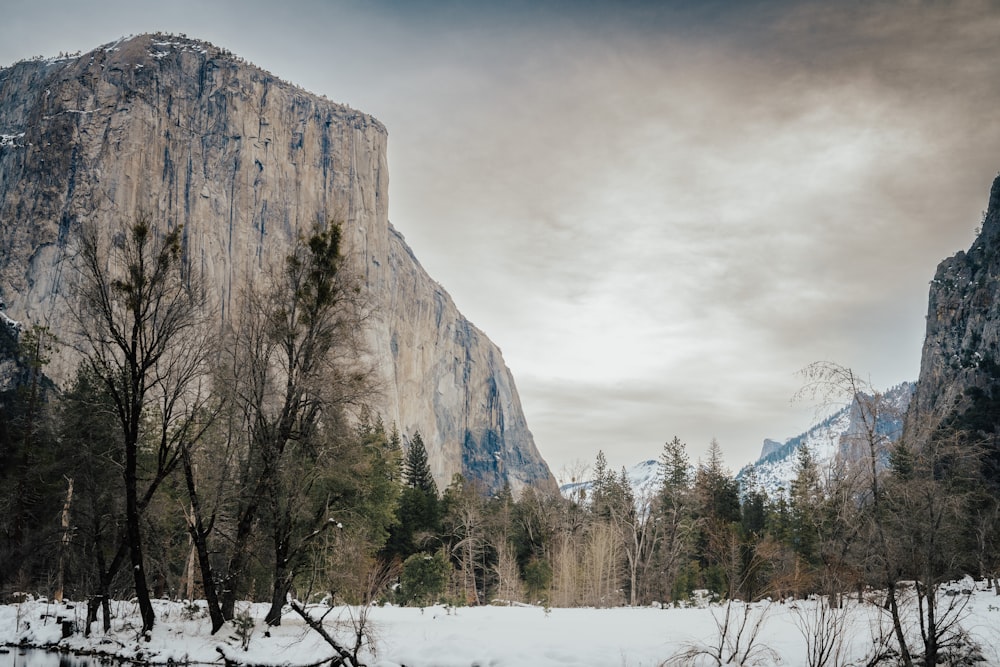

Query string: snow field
1 583 999 667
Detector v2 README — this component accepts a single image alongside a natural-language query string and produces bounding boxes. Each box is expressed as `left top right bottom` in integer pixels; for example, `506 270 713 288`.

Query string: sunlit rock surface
0 34 556 494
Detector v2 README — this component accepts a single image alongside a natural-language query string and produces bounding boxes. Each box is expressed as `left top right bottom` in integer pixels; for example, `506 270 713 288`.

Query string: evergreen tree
404 432 437 494
660 436 690 498
695 439 741 524
739 466 768 538
651 437 695 603
383 432 441 562
354 414 403 549
692 439 741 598
766 493 792 546
789 444 822 563
0 325 63 596
398 550 450 606
294 412 403 606
60 364 129 632
889 440 915 480
589 450 616 519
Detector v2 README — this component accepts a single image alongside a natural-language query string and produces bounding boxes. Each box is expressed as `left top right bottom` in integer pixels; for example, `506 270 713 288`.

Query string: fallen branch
289 600 364 667
217 645 333 667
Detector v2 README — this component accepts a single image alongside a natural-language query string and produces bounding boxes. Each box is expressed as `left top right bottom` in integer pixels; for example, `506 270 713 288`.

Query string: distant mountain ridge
560 459 662 504
739 382 915 496
565 382 916 503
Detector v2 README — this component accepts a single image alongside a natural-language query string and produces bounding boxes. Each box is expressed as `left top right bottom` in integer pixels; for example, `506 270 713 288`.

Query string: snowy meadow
2 581 999 667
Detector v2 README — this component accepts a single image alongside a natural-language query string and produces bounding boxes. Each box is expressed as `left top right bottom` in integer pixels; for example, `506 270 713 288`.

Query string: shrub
399 551 450 606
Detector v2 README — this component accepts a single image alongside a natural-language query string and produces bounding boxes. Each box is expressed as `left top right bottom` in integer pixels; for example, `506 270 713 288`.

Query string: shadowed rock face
907 174 1000 452
0 34 556 495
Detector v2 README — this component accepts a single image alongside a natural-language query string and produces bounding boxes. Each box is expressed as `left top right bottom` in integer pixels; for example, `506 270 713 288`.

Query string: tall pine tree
404 432 437 494
383 432 441 562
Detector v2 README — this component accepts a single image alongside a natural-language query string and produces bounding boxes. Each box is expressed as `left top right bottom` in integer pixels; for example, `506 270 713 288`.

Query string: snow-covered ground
2 581 999 666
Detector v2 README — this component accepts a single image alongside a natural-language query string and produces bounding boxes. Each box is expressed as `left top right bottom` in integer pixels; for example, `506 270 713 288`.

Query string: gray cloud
3 0 1000 477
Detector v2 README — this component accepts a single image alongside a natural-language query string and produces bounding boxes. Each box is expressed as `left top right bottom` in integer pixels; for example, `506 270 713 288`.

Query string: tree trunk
265 561 291 626
184 542 196 602
923 581 939 667
192 522 225 633
54 477 74 603
265 503 295 626
221 491 263 620
85 595 101 637
86 573 114 636
181 450 226 633
86 592 113 636
86 517 127 636
887 583 914 667
125 432 156 634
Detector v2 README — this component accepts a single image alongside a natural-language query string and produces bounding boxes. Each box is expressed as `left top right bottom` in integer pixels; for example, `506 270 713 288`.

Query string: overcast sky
3 0 1000 479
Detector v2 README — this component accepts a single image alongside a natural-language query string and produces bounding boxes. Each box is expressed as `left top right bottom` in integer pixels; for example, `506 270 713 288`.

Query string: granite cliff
907 174 1000 457
0 34 556 494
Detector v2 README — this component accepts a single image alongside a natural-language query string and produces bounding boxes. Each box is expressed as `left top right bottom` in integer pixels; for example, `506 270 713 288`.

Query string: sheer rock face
907 174 1000 445
0 34 556 495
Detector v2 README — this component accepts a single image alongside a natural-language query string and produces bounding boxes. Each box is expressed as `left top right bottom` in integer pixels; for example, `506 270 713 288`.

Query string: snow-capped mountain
560 459 662 504
738 382 915 497
559 383 914 505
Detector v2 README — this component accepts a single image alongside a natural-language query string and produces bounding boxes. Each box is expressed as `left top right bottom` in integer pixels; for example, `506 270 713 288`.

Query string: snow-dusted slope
738 382 915 497
559 383 914 504
560 459 661 504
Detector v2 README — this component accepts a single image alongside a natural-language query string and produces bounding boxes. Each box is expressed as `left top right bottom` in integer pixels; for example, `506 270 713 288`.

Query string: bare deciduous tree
883 430 981 665
182 222 372 628
72 213 210 633
790 597 854 667
663 600 777 666
797 362 913 663
797 361 989 666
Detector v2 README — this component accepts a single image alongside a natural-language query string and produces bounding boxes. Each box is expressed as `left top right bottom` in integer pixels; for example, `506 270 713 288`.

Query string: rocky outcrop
758 439 784 460
0 34 556 494
907 174 1000 449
